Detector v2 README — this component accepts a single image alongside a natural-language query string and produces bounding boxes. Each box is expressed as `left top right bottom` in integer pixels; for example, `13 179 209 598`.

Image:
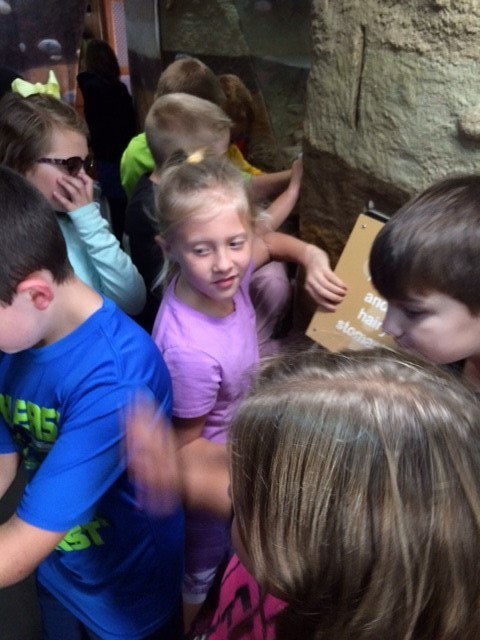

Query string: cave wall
303 0 480 264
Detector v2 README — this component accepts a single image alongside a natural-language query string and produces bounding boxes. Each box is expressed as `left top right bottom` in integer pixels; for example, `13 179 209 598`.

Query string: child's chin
1 346 23 354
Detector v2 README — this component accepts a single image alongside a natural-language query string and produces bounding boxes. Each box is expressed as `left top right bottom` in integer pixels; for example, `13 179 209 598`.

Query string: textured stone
458 104 480 141
307 0 480 195
160 0 249 57
300 140 409 265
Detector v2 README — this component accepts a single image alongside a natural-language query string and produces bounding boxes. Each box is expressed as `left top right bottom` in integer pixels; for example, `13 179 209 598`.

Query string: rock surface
304 0 480 266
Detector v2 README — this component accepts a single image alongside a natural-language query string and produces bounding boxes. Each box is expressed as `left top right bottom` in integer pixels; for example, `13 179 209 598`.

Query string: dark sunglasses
36 155 94 177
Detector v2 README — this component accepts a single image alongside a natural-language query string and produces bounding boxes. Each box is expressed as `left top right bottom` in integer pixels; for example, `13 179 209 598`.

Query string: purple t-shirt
152 263 259 443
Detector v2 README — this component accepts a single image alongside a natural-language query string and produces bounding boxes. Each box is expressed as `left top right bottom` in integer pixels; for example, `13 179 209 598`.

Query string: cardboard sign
306 212 395 352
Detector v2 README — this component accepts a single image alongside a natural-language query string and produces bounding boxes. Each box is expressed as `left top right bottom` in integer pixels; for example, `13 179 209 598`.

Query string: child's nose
382 305 403 337
213 248 233 272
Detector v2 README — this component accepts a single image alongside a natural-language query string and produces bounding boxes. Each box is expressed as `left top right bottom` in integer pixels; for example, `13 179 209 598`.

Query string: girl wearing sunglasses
0 91 146 316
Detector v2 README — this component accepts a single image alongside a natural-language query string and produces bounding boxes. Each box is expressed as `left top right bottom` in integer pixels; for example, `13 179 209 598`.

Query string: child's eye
402 308 425 319
230 239 245 250
192 246 210 256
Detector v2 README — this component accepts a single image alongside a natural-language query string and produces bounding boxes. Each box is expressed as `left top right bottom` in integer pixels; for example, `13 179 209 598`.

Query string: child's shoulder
49 298 165 383
96 298 164 359
123 131 148 156
130 172 155 197
227 144 263 176
153 285 219 348
0 299 170 416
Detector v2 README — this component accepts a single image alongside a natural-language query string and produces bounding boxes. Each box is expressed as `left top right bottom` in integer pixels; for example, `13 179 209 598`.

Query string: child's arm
67 203 147 314
172 415 207 448
127 404 231 519
172 416 231 515
0 452 20 500
53 172 147 315
0 452 64 587
178 436 229 516
250 168 292 202
0 515 66 588
252 231 347 311
257 157 302 233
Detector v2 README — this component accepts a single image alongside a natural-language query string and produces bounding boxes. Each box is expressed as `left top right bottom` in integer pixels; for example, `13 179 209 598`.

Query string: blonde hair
230 347 480 640
144 92 231 167
153 152 258 287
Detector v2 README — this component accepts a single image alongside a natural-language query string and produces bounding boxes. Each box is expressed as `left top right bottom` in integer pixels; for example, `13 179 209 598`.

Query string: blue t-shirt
0 297 184 640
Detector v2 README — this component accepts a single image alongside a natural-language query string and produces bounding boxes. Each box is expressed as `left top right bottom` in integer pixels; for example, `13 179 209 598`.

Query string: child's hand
288 156 303 194
52 171 94 212
303 244 347 311
126 398 181 517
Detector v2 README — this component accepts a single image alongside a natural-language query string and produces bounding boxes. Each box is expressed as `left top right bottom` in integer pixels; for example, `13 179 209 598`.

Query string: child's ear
155 235 173 258
16 276 54 310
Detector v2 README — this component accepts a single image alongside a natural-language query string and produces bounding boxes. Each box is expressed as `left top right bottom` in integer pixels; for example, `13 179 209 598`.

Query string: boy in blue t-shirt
369 174 480 393
0 166 184 640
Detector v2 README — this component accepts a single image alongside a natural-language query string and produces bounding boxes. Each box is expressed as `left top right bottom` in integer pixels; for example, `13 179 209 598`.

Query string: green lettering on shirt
56 517 110 552
0 393 11 424
0 394 59 443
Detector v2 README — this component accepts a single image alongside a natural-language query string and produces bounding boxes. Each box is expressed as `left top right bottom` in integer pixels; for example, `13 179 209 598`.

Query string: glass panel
159 0 311 168
0 0 86 101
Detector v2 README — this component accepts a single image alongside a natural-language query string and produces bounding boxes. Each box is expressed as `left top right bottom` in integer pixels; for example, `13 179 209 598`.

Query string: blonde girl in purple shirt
150 150 346 632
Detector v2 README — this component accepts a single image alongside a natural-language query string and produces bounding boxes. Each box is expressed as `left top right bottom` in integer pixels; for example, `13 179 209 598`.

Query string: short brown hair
218 73 255 130
154 56 225 108
370 174 480 312
0 166 72 304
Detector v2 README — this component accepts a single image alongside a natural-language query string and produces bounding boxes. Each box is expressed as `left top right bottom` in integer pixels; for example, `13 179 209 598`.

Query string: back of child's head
0 166 72 304
218 73 255 136
82 38 121 80
369 174 480 312
145 92 231 167
230 347 480 640
154 56 226 108
0 92 88 175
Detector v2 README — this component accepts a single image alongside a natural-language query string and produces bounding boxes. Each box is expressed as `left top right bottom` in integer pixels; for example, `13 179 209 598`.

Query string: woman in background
77 38 137 241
